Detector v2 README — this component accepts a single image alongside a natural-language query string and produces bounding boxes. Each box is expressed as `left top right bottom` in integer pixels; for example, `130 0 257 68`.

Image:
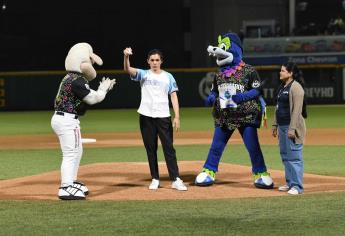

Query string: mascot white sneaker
195 168 216 186
253 172 274 189
51 42 116 200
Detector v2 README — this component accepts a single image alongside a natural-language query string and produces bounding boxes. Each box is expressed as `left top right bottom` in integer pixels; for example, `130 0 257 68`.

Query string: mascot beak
90 53 103 66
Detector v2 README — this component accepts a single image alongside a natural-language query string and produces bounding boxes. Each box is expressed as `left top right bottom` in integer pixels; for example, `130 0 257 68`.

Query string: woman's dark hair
147 49 164 61
283 62 308 118
283 62 305 88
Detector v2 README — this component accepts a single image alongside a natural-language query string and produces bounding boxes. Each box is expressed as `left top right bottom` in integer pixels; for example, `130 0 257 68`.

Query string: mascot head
207 32 243 70
65 42 103 81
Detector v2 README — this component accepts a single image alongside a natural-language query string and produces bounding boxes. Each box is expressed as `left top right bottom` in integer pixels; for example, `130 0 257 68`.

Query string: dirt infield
0 128 344 150
1 161 345 201
0 128 344 201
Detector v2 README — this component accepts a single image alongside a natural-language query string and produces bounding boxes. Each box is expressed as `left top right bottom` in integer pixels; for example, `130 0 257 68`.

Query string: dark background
1 0 344 110
0 0 190 71
0 0 344 71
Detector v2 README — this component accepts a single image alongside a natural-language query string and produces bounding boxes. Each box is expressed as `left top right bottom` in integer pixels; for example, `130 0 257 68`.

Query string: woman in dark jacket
272 62 306 195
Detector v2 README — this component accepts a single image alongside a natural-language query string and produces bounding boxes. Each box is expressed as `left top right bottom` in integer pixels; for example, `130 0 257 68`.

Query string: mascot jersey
194 32 274 189
54 72 90 116
212 63 263 130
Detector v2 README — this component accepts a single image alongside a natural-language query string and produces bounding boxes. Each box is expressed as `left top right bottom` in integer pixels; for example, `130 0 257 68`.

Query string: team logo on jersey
252 80 260 88
84 84 90 90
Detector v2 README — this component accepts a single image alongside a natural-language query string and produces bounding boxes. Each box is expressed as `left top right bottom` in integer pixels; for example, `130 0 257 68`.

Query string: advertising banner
0 67 343 111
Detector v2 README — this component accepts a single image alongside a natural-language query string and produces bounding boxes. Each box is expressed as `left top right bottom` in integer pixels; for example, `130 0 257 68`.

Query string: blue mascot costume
195 32 274 189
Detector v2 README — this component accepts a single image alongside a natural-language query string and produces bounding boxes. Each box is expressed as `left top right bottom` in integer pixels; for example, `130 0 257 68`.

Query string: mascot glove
205 91 218 106
232 89 260 104
231 93 244 104
108 78 116 91
98 77 115 92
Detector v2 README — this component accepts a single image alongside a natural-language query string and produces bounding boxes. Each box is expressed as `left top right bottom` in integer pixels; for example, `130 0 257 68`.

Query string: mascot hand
205 91 218 106
98 77 113 92
232 89 260 104
231 93 244 104
108 78 116 91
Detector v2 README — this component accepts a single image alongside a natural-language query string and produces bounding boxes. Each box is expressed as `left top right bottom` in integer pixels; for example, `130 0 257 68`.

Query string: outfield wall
0 66 344 111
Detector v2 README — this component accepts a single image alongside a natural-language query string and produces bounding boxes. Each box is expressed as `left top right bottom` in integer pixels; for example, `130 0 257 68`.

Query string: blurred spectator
275 24 282 37
334 15 344 34
293 22 321 36
327 16 345 35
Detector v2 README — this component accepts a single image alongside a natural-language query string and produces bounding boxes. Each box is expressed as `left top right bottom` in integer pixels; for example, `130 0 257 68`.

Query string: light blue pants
278 125 304 193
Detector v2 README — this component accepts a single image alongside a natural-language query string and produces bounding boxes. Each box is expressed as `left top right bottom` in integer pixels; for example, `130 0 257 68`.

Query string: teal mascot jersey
195 33 274 189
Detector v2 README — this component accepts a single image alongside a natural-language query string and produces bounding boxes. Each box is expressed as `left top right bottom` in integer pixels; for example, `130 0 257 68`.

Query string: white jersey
131 69 178 118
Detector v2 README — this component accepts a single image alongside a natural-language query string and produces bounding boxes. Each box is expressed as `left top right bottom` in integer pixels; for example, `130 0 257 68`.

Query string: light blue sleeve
167 72 178 94
130 69 146 81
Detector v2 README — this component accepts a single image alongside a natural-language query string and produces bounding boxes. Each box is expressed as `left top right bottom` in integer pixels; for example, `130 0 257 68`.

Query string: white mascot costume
51 43 115 200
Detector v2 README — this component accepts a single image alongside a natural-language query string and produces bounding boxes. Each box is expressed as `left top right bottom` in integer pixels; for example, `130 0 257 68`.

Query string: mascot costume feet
195 33 274 189
51 43 116 200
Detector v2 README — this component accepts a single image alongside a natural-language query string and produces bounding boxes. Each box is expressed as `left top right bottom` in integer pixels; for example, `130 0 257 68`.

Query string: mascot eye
219 43 227 51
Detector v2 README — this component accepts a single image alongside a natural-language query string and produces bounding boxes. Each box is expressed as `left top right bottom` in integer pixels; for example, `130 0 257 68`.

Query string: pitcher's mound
1 161 345 201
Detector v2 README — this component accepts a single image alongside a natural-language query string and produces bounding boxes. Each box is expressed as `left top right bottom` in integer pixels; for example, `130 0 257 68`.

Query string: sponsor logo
305 87 334 98
288 56 338 64
252 80 260 88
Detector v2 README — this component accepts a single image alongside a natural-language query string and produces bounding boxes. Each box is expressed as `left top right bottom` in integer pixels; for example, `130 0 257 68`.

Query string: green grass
1 144 345 179
304 104 345 128
1 105 345 235
0 108 213 135
1 105 345 135
1 193 345 235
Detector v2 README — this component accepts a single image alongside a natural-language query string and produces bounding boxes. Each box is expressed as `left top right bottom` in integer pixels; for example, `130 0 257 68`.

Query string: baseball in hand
124 47 133 56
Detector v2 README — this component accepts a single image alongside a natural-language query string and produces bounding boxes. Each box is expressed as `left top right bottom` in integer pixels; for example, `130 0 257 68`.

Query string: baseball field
1 105 345 235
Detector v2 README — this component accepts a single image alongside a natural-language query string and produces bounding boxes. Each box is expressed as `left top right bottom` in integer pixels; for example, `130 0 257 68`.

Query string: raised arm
123 47 138 77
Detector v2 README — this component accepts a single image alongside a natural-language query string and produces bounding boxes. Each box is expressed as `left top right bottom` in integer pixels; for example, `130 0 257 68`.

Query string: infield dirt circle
1 128 345 200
